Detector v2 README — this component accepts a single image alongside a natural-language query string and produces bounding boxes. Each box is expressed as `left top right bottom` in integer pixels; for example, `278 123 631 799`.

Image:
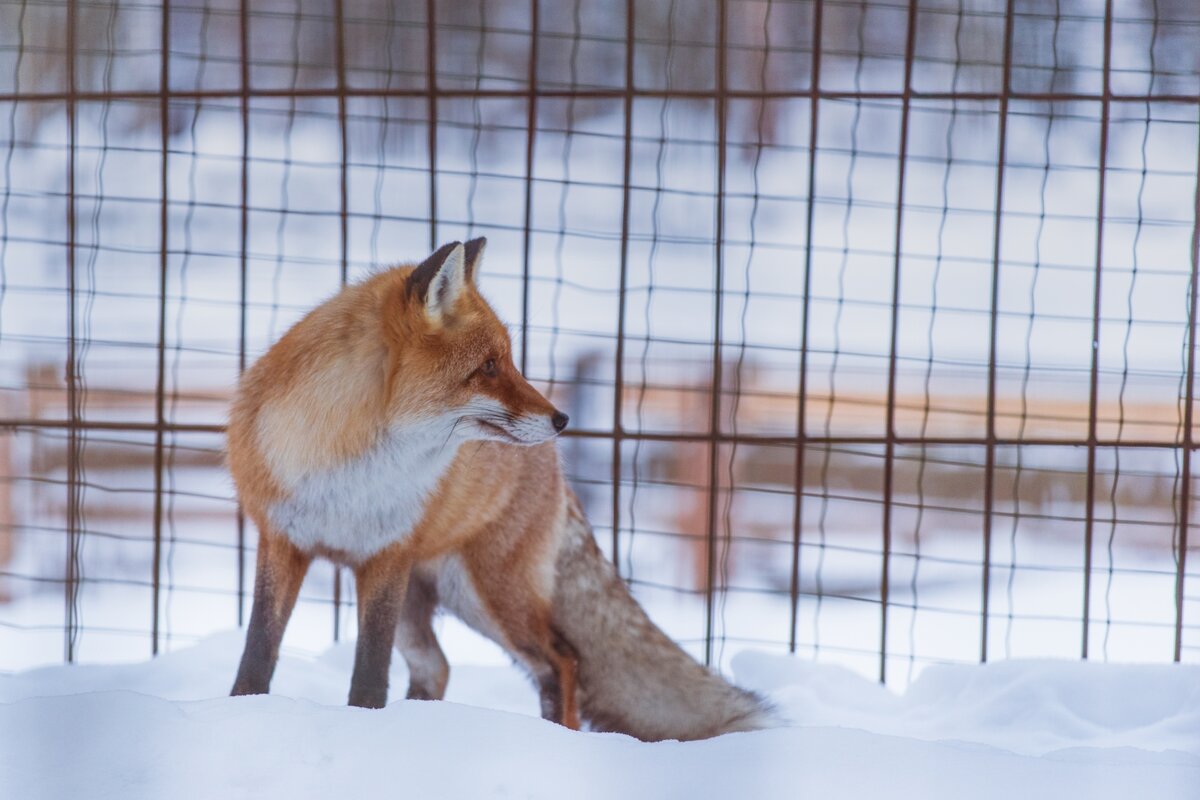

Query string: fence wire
0 0 1198 686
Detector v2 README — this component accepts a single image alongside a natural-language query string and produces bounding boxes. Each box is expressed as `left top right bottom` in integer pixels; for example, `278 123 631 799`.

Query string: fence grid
1 0 1198 684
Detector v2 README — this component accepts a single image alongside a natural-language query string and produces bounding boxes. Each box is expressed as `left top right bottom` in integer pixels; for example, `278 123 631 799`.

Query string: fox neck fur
242 271 468 563
267 418 464 562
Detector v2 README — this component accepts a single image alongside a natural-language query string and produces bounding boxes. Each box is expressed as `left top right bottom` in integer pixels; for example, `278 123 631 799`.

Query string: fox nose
551 411 569 432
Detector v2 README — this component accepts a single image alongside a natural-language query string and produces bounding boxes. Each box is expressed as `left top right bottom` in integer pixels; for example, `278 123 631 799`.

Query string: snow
2 631 1197 799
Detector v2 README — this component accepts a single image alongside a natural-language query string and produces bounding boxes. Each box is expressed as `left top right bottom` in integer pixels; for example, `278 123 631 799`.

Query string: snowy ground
1 629 1197 799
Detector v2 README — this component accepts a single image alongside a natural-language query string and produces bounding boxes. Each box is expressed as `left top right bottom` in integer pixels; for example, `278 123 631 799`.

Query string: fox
228 238 576 716
228 238 771 738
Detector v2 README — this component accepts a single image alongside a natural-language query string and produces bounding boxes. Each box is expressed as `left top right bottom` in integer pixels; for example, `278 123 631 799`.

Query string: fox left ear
409 241 468 324
463 237 486 284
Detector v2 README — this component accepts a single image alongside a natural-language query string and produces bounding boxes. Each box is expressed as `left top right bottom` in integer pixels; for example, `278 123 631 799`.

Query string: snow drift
1 632 1197 799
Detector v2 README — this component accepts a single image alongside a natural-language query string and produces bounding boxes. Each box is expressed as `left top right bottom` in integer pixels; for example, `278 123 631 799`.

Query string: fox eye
481 358 497 378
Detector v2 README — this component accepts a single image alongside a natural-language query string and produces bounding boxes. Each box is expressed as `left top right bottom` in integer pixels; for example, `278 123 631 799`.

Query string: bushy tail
552 494 775 741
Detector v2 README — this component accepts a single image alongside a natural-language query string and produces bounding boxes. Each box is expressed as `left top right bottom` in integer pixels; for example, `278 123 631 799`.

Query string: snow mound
2 633 1197 799
733 650 1200 757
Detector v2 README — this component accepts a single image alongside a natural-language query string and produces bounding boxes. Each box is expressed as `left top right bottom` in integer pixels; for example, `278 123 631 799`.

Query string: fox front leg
232 531 311 696
349 550 412 709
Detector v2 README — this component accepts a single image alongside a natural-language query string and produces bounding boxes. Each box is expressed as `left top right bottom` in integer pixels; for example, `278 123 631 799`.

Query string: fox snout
461 400 566 445
465 368 568 446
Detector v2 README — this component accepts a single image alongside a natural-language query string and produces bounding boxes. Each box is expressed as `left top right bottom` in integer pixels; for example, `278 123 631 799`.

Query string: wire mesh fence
0 0 1198 686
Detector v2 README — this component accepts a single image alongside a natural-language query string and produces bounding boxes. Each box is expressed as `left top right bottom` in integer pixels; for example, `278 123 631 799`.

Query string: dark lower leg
231 534 310 696
349 556 410 709
534 662 564 722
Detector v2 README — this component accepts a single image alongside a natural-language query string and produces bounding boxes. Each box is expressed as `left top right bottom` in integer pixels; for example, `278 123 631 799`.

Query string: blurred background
0 0 1198 687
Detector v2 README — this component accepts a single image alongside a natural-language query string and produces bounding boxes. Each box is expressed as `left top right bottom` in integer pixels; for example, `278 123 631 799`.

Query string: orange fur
229 240 576 718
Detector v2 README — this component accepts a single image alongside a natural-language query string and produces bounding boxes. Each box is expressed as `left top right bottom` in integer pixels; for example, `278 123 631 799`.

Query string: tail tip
715 694 782 736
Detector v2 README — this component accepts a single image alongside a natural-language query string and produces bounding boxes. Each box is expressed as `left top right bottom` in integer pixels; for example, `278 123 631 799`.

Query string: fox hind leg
395 569 450 701
509 622 580 730
542 629 580 730
459 541 581 729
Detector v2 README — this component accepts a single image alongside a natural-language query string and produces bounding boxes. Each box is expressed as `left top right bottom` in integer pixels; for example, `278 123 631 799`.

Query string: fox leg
459 550 581 729
348 549 411 709
499 614 580 730
541 629 580 730
395 569 449 701
232 530 311 696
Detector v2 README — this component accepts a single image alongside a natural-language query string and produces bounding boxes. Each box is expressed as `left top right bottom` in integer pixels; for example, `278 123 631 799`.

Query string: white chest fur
267 427 462 563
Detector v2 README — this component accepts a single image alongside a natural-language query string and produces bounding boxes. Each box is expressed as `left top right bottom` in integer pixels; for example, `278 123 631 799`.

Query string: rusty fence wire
0 0 1198 686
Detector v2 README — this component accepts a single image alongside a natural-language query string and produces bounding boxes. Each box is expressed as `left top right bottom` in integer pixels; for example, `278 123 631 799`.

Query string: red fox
229 239 771 738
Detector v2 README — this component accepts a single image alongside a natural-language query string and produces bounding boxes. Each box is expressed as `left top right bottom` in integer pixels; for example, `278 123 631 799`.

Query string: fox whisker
437 418 465 455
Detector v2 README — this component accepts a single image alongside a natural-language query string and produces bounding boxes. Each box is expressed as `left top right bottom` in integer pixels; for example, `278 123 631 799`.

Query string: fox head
384 239 568 446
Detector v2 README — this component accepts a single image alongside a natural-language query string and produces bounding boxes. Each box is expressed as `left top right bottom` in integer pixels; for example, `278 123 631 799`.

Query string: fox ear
408 241 467 324
463 237 486 284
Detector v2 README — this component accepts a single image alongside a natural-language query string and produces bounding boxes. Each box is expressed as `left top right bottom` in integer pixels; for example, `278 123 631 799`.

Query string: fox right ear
408 241 468 324
463 237 486 284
